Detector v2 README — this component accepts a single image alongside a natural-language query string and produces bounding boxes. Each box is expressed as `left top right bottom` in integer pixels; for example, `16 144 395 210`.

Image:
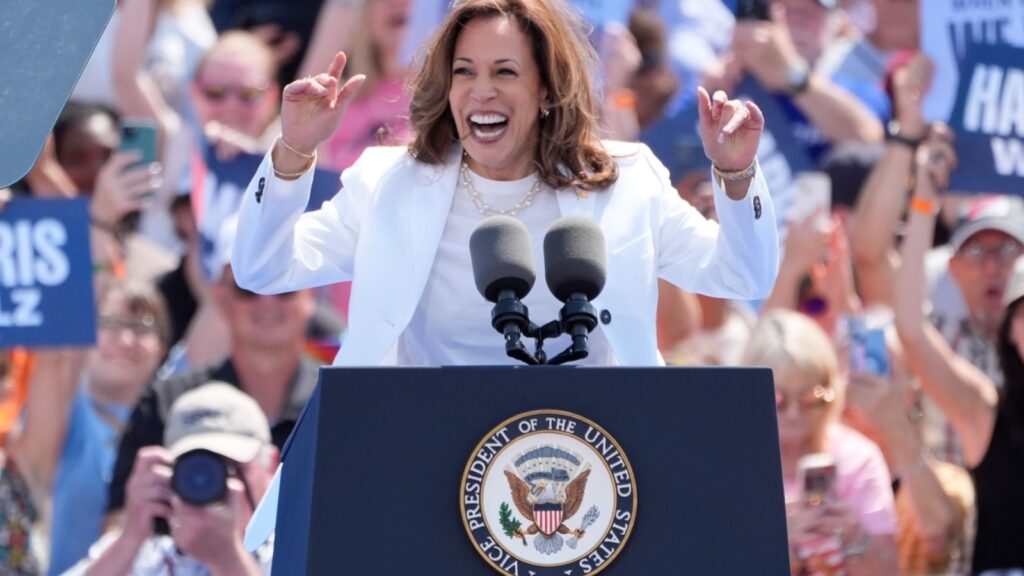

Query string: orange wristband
611 89 637 110
909 196 938 215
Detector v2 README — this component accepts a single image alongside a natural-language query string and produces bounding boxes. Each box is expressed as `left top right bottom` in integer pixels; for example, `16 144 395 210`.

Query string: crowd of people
1 0 1022 574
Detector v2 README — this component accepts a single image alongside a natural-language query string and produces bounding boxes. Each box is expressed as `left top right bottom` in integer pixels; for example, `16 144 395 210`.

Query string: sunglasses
198 84 269 106
775 385 836 414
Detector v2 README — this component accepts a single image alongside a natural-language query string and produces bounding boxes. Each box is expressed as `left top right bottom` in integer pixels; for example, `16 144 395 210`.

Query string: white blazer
232 141 779 366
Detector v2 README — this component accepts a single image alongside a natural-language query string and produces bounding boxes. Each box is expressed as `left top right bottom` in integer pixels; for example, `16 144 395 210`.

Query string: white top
397 168 615 366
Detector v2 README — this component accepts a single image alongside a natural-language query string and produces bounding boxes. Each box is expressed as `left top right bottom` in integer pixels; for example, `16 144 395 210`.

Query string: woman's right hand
279 51 366 159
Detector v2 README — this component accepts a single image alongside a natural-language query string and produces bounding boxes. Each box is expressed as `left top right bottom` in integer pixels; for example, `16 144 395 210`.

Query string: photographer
65 383 277 575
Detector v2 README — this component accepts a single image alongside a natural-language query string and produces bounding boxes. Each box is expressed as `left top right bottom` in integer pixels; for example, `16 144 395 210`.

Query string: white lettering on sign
0 219 70 288
0 289 43 327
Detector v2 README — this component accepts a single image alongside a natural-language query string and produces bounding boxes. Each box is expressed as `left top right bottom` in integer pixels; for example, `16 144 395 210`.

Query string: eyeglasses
198 84 269 106
775 385 836 414
957 240 1022 265
99 315 160 337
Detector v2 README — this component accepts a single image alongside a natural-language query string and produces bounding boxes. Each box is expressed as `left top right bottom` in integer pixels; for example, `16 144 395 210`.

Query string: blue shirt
48 388 132 575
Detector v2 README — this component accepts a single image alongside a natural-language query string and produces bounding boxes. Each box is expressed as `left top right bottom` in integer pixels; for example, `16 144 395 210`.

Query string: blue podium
269 366 789 574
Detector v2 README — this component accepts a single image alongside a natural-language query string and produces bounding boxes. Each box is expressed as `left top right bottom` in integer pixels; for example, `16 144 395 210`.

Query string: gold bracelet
273 164 313 180
276 136 315 160
712 158 757 182
273 153 316 180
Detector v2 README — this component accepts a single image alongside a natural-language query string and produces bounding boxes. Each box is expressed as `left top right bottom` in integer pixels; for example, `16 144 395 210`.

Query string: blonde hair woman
743 309 899 574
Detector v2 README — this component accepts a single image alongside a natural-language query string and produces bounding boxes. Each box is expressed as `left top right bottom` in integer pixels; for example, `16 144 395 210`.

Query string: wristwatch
785 61 811 96
886 121 924 149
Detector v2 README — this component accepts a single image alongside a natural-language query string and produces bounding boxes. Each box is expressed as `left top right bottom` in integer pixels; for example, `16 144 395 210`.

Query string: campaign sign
193 144 341 280
921 0 1024 123
948 42 1024 194
0 198 96 347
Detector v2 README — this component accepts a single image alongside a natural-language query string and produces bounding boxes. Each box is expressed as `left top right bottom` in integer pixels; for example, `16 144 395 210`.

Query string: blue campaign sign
195 144 342 280
948 42 1024 195
641 77 814 230
0 198 96 347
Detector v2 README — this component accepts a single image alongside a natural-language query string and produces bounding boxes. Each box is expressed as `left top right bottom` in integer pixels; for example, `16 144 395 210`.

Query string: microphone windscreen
544 216 607 301
469 215 536 302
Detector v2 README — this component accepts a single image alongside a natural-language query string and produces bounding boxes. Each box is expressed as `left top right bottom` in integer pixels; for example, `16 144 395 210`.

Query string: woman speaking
231 0 779 366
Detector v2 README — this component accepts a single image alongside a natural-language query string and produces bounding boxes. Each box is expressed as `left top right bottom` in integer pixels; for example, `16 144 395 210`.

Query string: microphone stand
491 289 539 365
546 293 598 366
492 292 598 366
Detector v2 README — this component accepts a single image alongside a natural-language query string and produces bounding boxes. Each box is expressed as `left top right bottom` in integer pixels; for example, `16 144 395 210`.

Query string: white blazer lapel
408 147 462 283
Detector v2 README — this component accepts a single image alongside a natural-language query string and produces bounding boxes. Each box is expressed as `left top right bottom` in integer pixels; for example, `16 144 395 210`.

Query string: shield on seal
534 502 564 536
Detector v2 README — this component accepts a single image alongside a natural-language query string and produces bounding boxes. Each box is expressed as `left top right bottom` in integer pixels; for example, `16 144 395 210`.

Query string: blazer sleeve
231 150 371 294
653 149 780 300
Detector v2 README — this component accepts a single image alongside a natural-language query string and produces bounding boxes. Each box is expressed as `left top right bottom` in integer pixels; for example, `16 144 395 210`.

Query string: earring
540 107 550 119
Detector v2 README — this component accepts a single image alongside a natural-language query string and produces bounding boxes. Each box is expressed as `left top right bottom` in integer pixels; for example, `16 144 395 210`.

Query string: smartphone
790 171 832 231
735 0 771 21
799 453 837 507
847 316 891 377
119 120 158 169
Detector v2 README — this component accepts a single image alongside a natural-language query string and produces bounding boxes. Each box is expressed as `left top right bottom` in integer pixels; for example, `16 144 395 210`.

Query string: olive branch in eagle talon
499 502 527 546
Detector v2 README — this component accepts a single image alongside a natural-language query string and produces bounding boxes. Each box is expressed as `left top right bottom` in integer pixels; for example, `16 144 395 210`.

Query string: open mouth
469 113 508 141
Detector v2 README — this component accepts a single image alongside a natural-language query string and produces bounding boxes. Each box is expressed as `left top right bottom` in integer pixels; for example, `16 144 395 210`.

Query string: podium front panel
277 366 789 574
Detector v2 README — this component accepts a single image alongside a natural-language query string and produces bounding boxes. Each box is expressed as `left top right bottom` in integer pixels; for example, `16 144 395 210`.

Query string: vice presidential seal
461 410 637 576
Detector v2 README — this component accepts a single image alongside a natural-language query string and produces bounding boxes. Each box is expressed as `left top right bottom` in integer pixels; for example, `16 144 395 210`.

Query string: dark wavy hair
407 0 618 191
997 296 1024 443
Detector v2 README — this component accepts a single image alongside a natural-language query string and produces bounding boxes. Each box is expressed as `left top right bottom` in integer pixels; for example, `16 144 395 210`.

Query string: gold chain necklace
461 159 542 217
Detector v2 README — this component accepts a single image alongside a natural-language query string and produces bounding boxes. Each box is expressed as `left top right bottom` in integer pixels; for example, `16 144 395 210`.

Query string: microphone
543 216 607 365
469 216 539 364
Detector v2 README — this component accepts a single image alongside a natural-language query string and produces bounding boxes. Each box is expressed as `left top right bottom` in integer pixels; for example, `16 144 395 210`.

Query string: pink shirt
322 78 413 173
784 424 898 535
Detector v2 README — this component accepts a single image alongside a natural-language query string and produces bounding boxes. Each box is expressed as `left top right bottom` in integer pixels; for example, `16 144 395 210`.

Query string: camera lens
172 450 228 506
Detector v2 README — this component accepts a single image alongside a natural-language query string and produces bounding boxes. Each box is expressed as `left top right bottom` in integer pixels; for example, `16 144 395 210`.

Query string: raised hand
279 51 366 159
123 447 174 542
90 152 162 228
892 54 935 138
914 123 957 195
696 86 764 173
731 3 804 94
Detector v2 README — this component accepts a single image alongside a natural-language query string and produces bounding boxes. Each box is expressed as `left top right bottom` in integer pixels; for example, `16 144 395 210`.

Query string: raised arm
297 0 362 79
844 371 962 560
850 55 934 306
893 131 998 468
7 350 86 506
231 52 368 293
732 5 883 144
111 0 181 140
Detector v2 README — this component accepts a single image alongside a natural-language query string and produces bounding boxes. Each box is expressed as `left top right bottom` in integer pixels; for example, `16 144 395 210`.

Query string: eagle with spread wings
504 466 591 552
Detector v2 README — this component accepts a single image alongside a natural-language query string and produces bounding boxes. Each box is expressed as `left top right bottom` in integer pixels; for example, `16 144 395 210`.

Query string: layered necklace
460 159 542 217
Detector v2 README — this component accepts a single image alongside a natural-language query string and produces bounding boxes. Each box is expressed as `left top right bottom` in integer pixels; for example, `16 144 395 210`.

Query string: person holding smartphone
743 310 899 575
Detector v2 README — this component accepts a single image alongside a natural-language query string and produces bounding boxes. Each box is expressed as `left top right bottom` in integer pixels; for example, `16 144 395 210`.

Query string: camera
171 449 232 506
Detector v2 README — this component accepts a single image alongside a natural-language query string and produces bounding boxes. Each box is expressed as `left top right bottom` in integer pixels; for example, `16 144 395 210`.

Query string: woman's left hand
696 86 764 172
